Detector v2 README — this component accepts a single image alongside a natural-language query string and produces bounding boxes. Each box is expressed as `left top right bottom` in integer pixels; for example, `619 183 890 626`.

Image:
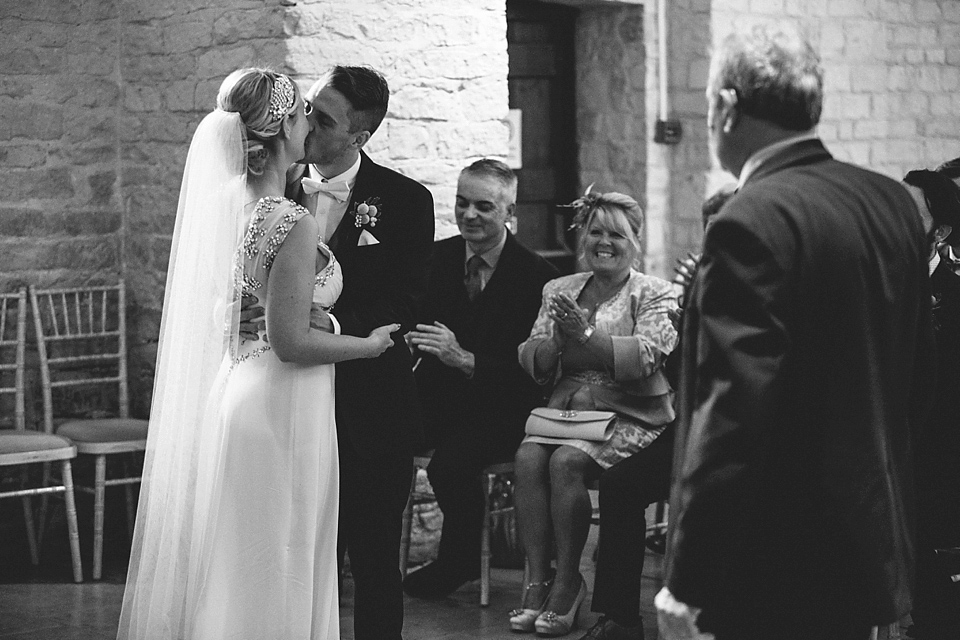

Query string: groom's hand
309 303 334 333
239 294 266 343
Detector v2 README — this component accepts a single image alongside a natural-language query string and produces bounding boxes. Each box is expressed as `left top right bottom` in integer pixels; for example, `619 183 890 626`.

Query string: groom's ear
350 130 372 150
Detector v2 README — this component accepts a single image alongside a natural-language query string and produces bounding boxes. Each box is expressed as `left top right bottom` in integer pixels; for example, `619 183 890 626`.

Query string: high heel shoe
509 576 553 633
534 576 587 637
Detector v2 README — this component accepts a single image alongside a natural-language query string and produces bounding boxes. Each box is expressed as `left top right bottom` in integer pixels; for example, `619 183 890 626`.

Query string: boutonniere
352 197 383 228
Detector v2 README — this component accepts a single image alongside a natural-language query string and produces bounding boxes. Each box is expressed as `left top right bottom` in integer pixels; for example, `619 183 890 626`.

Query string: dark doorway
507 0 579 274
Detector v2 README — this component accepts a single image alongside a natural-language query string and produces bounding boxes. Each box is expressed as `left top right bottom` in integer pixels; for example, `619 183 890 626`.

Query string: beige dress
518 270 679 469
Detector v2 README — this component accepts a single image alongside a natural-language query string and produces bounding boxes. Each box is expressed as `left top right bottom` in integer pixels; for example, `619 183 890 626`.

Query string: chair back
30 282 130 434
0 288 27 431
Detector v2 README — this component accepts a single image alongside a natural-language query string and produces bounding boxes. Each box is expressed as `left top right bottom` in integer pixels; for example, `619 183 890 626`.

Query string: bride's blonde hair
216 68 301 176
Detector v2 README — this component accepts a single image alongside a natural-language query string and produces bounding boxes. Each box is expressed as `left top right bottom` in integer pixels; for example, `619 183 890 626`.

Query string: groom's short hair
326 65 389 136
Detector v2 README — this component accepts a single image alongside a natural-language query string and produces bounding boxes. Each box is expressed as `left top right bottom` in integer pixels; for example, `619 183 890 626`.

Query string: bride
117 68 397 640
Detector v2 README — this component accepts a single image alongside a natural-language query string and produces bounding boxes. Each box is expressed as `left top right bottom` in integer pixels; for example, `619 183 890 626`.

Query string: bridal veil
117 109 247 639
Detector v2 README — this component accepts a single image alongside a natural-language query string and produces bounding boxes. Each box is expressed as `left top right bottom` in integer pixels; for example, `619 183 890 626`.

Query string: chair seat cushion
0 431 76 464
57 418 148 455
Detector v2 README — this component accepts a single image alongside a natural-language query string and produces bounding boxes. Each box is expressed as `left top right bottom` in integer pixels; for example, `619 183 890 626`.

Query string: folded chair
30 282 148 580
0 288 82 582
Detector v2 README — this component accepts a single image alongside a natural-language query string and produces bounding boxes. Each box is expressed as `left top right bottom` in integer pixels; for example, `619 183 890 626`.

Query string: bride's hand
366 323 400 358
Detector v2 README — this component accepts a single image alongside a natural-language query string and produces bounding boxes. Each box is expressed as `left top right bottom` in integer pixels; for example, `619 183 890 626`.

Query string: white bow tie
301 177 351 202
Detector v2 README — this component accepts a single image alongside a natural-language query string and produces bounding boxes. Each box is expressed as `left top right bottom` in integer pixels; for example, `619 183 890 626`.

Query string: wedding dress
189 196 342 638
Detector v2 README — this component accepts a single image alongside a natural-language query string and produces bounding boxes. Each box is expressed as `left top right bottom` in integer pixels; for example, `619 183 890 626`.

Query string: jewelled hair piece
561 183 601 230
267 74 296 121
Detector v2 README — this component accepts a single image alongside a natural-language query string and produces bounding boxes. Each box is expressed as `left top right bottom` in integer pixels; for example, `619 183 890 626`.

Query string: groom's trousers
339 439 413 640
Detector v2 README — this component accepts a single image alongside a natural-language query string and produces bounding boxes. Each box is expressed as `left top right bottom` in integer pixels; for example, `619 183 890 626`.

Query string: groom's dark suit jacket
665 139 936 627
287 151 434 457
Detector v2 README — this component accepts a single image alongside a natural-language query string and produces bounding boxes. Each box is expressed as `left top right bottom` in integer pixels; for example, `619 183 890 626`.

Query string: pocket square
357 229 380 246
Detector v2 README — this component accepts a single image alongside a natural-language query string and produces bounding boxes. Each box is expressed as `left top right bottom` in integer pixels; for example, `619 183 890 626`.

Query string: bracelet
577 324 595 345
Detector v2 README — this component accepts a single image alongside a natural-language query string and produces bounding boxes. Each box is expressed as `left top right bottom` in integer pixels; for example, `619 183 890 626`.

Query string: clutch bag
524 407 616 442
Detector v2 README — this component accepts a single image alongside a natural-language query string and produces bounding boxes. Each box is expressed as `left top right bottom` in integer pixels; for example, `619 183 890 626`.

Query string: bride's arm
266 215 394 364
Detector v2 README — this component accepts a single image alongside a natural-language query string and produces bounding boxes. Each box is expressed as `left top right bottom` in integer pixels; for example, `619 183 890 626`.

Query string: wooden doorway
507 0 579 274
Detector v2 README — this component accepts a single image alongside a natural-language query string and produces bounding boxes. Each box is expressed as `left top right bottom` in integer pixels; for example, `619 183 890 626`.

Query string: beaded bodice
237 195 343 326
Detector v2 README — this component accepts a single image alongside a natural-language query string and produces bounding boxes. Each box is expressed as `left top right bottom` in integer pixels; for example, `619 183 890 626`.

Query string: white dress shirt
304 154 362 243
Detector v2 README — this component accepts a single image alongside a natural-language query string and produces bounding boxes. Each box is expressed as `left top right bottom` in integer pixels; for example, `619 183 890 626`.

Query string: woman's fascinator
561 183 602 231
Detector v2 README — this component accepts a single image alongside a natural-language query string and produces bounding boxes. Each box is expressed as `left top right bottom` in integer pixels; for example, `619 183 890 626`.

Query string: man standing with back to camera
658 26 935 640
286 65 435 640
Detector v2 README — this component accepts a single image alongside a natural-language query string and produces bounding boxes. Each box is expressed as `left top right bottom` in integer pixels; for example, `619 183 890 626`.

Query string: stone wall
576 5 647 251
4 0 960 414
652 0 960 278
0 0 510 415
284 0 511 239
0 0 124 293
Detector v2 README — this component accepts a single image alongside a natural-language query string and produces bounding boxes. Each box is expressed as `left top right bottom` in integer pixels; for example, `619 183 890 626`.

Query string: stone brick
888 119 918 138
886 65 914 91
123 25 165 56
840 94 871 120
214 8 286 46
196 45 259 80
7 102 63 141
0 236 120 273
164 20 214 55
849 64 886 92
819 21 846 57
748 0 785 14
0 207 122 237
827 0 863 17
853 120 887 139
0 145 47 169
845 20 883 59
74 79 121 109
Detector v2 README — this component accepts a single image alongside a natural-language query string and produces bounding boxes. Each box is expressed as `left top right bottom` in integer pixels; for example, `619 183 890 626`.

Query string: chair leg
93 455 106 580
480 471 494 607
399 471 417 575
61 460 83 583
123 456 136 541
37 461 51 549
21 496 40 566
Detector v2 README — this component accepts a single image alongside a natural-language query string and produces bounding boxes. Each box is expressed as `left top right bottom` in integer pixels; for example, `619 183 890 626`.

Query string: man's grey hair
461 158 518 203
708 25 824 131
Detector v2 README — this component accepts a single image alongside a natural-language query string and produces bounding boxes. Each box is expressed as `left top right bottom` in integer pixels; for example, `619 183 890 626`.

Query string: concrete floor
0 488 666 639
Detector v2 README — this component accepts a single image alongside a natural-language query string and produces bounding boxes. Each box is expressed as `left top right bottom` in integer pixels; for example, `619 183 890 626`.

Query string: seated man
403 158 558 598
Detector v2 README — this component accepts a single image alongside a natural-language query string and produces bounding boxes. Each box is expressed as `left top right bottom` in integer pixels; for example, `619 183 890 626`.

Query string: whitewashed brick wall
285 0 511 239
645 0 960 280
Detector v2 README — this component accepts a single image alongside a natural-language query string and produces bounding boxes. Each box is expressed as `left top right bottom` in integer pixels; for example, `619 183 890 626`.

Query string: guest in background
580 184 736 640
901 169 960 640
402 159 558 599
512 191 678 637
934 158 960 275
659 25 934 640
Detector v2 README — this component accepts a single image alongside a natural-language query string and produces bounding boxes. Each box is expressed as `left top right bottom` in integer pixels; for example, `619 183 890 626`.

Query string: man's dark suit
414 233 557 569
912 259 960 637
287 150 434 640
665 139 935 639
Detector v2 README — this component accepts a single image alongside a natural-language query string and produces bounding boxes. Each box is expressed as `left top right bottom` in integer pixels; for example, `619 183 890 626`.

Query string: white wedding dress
190 196 342 639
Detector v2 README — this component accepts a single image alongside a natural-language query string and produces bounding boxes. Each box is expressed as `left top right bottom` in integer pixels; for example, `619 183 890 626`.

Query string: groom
287 65 435 640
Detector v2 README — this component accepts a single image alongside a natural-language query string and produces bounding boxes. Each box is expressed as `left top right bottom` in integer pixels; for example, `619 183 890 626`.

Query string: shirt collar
737 130 820 190
930 249 942 277
465 230 508 270
310 154 362 188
